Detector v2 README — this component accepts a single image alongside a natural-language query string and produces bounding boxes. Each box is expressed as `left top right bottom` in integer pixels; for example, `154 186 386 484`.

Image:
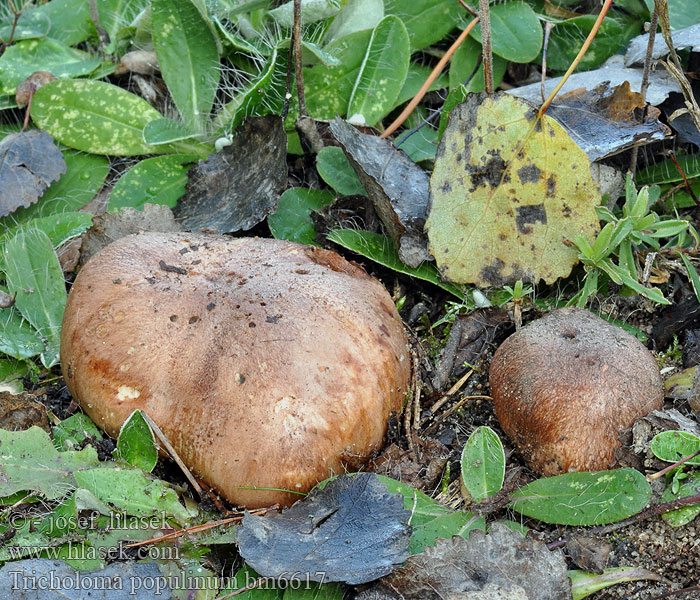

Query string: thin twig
539 0 614 116
140 412 203 497
587 492 700 535
216 577 267 599
292 0 306 117
478 0 493 94
647 449 700 481
455 0 477 17
540 22 553 104
428 370 473 414
380 16 480 139
630 6 658 175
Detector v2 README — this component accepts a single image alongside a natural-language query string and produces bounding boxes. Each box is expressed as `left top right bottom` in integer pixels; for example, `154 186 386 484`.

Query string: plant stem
292 0 306 118
478 0 493 94
380 16 479 139
538 0 614 116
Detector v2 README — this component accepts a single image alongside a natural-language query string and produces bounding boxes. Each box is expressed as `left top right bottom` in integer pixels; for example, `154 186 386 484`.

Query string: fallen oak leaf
0 130 66 218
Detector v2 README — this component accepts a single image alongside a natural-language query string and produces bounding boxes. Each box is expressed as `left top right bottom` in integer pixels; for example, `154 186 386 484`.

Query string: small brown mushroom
60 232 410 507
489 307 663 475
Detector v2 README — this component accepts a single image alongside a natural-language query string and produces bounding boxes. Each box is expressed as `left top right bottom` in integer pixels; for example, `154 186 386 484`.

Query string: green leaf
569 567 666 600
679 252 700 304
327 229 466 299
283 583 344 599
347 16 410 126
219 565 283 599
384 0 463 52
96 0 149 53
32 0 95 45
268 188 335 245
108 155 197 211
470 2 543 63
660 471 700 527
0 427 100 500
0 150 109 226
0 305 44 360
115 410 158 472
12 212 93 249
305 29 372 120
509 469 651 526
74 468 192 525
643 0 700 29
2 227 67 367
637 154 700 186
143 117 200 145
546 15 624 72
397 126 439 163
0 358 30 390
323 0 384 45
152 0 220 130
460 426 505 503
0 10 51 41
394 62 448 110
0 38 102 95
53 413 103 452
650 431 700 465
316 146 366 196
376 475 485 554
213 45 283 132
31 79 163 156
39 488 111 537
268 0 341 27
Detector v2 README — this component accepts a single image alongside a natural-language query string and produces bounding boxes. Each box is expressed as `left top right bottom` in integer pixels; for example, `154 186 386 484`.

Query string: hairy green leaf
460 426 505 503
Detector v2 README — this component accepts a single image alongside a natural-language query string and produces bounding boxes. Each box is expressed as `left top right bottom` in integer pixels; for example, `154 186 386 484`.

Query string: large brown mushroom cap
61 232 410 507
489 307 662 475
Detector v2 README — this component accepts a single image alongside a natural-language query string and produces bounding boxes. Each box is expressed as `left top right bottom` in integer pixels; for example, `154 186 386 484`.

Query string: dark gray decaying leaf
174 115 287 233
237 473 411 585
329 118 430 268
0 130 66 217
363 523 572 600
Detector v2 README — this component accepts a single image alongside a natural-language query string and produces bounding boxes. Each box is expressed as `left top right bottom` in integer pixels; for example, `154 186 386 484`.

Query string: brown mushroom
60 232 410 508
489 307 662 475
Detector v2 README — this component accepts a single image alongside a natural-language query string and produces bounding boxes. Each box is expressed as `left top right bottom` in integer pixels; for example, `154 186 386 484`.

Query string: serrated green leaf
0 427 100 500
0 38 102 95
2 227 67 367
152 0 220 130
376 475 485 554
470 2 543 63
509 469 651 526
327 229 466 299
31 79 163 155
115 410 158 472
316 146 366 196
268 188 335 245
74 468 192 525
347 16 410 127
108 155 197 211
460 426 505 503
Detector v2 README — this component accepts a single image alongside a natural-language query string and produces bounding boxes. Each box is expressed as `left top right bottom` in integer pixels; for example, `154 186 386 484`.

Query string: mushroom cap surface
489 307 662 475
61 232 410 507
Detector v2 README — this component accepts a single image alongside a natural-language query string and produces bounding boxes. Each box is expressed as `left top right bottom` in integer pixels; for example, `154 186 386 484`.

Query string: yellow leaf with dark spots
426 92 600 287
